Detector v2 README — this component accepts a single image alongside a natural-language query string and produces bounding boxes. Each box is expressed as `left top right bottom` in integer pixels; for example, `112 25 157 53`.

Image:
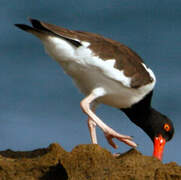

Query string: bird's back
15 19 156 108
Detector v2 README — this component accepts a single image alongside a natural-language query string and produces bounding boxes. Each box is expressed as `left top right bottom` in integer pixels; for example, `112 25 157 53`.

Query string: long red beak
153 135 166 160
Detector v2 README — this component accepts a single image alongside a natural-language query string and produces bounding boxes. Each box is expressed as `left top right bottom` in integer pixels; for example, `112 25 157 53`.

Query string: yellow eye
164 123 171 132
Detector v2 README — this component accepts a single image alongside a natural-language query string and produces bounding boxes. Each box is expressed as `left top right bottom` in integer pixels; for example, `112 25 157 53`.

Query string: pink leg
80 92 137 149
88 117 97 144
88 104 98 144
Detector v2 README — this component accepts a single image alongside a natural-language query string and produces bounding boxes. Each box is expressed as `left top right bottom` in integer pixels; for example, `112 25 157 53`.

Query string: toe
105 134 118 149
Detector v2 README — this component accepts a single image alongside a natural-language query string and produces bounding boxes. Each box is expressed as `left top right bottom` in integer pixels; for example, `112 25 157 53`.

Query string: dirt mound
0 143 180 180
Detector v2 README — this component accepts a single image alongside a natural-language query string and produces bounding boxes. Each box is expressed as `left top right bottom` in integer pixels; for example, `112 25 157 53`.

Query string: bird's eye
163 123 171 132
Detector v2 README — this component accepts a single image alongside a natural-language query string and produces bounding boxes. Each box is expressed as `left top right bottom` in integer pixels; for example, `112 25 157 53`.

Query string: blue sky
1 0 181 163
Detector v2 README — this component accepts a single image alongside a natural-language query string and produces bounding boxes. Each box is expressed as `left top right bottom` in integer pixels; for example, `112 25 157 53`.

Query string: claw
104 132 137 149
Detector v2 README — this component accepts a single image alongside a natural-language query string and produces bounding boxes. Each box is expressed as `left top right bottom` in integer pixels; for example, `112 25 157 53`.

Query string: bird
15 18 174 160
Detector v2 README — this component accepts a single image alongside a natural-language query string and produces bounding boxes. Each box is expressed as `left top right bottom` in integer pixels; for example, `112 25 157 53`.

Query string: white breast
42 36 156 108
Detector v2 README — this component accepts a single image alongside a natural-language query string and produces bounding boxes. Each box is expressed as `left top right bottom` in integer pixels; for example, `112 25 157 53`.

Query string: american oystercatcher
15 18 174 160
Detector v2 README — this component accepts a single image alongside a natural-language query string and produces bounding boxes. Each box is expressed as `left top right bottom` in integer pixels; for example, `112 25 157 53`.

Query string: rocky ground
0 143 180 180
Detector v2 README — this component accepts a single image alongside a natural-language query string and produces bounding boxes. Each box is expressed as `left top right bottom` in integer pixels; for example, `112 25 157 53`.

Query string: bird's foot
104 130 137 149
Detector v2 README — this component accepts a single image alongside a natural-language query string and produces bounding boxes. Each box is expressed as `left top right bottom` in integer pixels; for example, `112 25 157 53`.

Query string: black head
144 108 174 142
123 107 174 160
143 108 174 160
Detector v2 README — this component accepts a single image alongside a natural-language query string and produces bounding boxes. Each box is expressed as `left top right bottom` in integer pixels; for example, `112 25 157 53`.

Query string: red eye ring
164 123 170 132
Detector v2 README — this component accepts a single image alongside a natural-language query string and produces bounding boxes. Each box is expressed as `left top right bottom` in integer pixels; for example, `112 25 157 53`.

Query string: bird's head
145 108 174 160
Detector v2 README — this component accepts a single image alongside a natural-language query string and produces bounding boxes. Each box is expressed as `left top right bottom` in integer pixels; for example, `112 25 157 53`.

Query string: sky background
1 0 181 163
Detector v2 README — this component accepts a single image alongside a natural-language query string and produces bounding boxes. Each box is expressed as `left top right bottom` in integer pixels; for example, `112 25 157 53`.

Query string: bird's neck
121 91 153 130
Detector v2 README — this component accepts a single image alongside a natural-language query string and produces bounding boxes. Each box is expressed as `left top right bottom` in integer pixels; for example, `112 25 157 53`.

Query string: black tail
15 18 82 47
15 24 34 31
15 18 49 36
29 18 53 33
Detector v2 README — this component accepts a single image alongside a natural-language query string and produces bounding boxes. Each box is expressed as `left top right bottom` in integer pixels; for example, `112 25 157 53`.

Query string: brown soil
0 143 180 180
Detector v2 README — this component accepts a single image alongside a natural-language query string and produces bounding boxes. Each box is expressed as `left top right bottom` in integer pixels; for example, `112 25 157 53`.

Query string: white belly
42 36 155 108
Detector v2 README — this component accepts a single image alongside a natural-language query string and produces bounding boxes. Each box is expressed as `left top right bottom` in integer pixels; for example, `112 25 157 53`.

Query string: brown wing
21 18 154 88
